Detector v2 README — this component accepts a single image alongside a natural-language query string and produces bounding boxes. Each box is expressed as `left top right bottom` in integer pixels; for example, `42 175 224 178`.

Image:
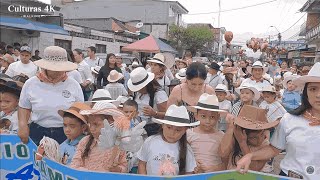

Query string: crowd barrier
0 134 295 180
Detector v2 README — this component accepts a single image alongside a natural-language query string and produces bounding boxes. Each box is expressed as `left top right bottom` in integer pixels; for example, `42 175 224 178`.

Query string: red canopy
121 35 176 53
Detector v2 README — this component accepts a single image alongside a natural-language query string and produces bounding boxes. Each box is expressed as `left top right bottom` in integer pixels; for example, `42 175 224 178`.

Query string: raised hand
98 119 117 150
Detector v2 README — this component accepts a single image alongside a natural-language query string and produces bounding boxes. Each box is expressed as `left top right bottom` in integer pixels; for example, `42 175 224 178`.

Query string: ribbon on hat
132 74 149 85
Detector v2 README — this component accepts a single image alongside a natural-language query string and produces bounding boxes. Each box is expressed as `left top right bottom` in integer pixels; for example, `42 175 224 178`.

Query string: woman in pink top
187 93 227 173
70 102 127 172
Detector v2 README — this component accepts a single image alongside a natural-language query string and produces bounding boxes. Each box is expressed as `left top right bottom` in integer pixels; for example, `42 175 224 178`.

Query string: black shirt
96 66 122 89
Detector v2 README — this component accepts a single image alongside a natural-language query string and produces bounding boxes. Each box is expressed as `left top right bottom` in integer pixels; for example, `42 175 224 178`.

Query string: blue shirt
59 134 85 165
282 90 301 111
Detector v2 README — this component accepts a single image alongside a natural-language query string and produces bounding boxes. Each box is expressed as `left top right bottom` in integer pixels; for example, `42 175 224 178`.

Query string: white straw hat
283 74 300 89
91 66 101 74
116 96 132 108
153 105 200 127
147 53 166 66
247 61 268 75
293 62 320 89
190 93 227 112
235 83 261 101
127 67 155 92
260 85 277 93
215 84 230 96
34 46 78 72
107 70 124 83
88 89 120 106
175 68 187 80
80 101 124 117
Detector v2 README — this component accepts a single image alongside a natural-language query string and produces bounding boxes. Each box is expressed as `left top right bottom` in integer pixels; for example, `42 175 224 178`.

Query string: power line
185 0 277 15
280 13 306 34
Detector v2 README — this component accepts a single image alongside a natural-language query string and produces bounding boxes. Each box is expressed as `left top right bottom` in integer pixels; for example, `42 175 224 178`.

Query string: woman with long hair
96 53 121 89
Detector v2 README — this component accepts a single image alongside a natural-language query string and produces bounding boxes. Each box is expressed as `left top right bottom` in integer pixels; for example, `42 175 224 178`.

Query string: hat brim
292 76 320 89
107 74 124 83
80 108 124 117
91 67 100 74
86 100 121 107
188 106 227 113
58 109 87 124
234 117 279 130
0 84 21 96
34 59 78 72
127 72 155 92
247 66 268 75
175 59 188 65
215 89 231 96
147 59 166 66
152 118 200 127
175 73 186 80
235 86 261 101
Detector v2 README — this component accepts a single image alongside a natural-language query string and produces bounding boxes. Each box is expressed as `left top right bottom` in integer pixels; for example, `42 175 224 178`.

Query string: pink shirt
70 136 127 172
187 129 225 172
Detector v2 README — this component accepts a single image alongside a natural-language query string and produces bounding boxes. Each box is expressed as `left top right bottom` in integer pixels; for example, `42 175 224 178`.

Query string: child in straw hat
187 93 227 173
137 105 198 175
219 105 278 171
105 70 128 100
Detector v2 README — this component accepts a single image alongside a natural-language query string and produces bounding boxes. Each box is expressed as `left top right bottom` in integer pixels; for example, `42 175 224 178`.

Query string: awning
0 16 68 35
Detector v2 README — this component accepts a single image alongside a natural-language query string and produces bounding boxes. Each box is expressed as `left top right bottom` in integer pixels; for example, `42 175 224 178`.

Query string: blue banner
0 134 295 180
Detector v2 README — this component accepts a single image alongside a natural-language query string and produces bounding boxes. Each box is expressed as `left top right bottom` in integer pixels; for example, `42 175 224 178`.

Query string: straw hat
283 74 300 89
80 101 124 117
222 67 238 74
234 105 279 130
209 62 220 71
190 93 227 112
91 66 101 74
293 62 320 89
215 84 230 96
147 53 166 66
88 89 121 107
247 61 268 74
235 83 260 101
153 105 200 127
175 68 187 80
127 67 155 92
107 70 124 83
116 96 131 108
34 46 78 72
260 85 277 93
175 58 188 66
0 54 14 64
58 102 91 124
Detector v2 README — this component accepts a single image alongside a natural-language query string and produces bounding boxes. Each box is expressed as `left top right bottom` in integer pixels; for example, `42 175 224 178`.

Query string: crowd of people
0 42 319 180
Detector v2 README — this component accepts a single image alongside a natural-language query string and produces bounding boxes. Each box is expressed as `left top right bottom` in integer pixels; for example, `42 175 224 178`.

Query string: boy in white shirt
105 70 128 100
215 84 231 132
5 46 37 78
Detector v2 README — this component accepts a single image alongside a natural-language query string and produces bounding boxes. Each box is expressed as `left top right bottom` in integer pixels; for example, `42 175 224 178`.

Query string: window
96 44 106 53
54 39 71 51
169 6 175 17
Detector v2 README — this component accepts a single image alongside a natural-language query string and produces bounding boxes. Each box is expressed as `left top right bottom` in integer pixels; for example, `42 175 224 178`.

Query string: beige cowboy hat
235 83 261 101
127 67 155 92
147 53 166 66
293 62 320 89
260 85 277 93
189 93 227 113
175 68 187 80
153 104 200 127
247 61 268 75
80 101 125 117
234 105 279 130
283 74 300 89
107 70 124 83
91 66 101 74
58 102 92 124
87 89 120 107
34 46 78 72
215 84 231 96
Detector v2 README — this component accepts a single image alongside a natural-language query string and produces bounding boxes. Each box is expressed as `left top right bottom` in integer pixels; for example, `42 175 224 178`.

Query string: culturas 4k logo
6 163 40 180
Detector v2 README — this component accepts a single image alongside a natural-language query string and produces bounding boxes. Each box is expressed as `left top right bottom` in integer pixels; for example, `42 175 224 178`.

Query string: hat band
92 97 112 101
251 65 263 68
164 115 190 124
149 58 164 64
215 89 226 92
178 74 186 77
197 102 219 110
132 74 149 85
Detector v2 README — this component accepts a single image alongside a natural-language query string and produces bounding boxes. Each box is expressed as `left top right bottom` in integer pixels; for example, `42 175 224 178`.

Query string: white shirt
5 60 37 78
19 77 84 128
0 110 18 132
104 83 128 100
271 113 320 180
67 70 83 84
259 100 287 122
241 78 271 91
137 135 197 175
134 90 168 124
77 60 93 83
219 100 232 112
165 68 174 81
84 56 105 69
205 73 223 89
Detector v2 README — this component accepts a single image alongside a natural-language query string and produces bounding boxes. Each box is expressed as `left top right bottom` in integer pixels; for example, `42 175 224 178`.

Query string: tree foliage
168 25 214 55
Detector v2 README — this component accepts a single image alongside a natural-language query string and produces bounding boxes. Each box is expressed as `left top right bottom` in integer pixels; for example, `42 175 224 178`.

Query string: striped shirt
259 100 287 122
231 101 258 116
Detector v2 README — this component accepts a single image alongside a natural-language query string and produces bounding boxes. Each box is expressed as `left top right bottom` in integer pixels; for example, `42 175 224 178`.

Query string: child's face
215 91 227 102
63 117 86 141
0 92 18 114
247 130 265 147
178 62 187 69
122 105 138 119
162 124 187 143
240 89 254 103
87 115 106 139
262 92 276 104
287 81 297 91
195 109 219 132
150 62 162 74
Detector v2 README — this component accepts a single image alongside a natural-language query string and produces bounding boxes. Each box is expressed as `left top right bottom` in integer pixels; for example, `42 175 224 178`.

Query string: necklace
303 109 320 126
